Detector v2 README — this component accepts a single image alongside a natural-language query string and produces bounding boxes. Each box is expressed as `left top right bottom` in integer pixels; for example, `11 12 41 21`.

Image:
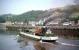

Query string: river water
0 31 79 50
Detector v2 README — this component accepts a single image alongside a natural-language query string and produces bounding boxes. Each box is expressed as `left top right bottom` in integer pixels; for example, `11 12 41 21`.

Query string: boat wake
56 41 79 47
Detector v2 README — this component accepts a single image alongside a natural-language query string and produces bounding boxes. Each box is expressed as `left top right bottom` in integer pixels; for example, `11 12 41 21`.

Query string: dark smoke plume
74 0 79 5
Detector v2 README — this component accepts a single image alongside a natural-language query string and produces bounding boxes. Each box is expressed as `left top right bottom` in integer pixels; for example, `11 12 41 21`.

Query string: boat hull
19 33 40 41
42 40 56 42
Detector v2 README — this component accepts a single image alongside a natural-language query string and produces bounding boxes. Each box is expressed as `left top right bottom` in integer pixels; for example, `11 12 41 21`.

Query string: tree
69 16 79 24
0 17 5 23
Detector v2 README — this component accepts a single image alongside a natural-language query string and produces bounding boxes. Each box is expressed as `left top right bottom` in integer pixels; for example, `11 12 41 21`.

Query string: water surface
0 31 79 50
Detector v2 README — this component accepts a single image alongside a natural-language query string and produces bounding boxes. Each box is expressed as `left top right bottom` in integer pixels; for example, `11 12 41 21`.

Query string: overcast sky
0 0 74 15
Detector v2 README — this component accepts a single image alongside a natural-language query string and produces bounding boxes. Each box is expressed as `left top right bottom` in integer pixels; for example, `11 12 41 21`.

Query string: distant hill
18 10 46 21
0 5 79 24
0 10 46 22
43 5 79 25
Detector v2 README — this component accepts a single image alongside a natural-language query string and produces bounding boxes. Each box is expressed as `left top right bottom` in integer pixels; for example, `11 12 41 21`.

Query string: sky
0 0 74 15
